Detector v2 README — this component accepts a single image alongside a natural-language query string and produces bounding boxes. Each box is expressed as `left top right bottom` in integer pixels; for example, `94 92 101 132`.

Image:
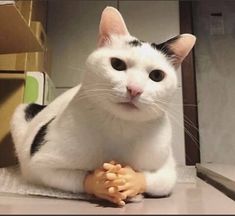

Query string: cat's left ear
156 34 196 68
98 7 130 47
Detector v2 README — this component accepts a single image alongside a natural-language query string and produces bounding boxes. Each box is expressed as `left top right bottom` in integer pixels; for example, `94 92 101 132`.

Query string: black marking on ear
128 39 142 47
165 35 181 44
30 117 55 156
25 103 47 122
151 42 174 57
151 35 181 57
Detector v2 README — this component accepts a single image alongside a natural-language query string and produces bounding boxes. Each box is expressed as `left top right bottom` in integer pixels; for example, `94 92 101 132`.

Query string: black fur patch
151 35 181 57
25 103 47 121
30 117 55 156
151 42 174 57
129 39 142 47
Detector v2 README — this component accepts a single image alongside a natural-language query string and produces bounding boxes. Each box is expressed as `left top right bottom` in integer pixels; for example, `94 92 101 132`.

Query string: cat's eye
110 58 127 71
149 70 165 82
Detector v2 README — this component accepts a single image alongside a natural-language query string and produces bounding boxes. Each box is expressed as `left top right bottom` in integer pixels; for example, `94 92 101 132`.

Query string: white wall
47 0 185 165
47 0 117 89
193 1 235 164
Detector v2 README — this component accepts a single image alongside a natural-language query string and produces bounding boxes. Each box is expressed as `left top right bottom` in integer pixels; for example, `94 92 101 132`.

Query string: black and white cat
11 7 196 201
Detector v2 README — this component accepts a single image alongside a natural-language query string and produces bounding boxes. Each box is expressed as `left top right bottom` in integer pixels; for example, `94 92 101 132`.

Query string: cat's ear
98 7 130 47
156 34 196 68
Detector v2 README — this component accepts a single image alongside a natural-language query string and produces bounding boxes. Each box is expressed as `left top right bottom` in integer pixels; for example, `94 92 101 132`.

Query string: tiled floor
0 178 235 214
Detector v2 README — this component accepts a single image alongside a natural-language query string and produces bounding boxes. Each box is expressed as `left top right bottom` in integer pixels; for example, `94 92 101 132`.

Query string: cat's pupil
149 70 165 82
111 58 127 71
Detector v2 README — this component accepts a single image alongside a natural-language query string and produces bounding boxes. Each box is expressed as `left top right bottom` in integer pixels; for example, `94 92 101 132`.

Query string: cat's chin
103 101 163 122
117 102 139 111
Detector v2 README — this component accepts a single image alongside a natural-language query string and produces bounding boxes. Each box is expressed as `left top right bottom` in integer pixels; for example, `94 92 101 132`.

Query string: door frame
179 1 200 165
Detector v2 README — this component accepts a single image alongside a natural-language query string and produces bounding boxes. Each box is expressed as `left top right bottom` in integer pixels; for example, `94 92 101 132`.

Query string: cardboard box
31 0 48 29
15 0 33 26
0 21 48 73
0 73 25 167
0 53 27 72
0 3 43 54
26 21 48 72
30 21 47 49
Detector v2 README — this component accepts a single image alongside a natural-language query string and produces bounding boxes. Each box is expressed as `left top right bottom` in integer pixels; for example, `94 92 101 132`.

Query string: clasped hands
84 161 146 206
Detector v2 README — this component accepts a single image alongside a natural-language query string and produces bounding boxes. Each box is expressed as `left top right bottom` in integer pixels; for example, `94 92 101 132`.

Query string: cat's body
11 7 195 200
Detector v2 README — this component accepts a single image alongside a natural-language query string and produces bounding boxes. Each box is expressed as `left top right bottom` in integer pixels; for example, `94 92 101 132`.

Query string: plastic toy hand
84 164 126 206
103 163 146 201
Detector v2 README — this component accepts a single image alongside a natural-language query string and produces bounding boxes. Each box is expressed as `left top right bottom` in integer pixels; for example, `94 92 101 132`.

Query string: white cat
11 7 196 203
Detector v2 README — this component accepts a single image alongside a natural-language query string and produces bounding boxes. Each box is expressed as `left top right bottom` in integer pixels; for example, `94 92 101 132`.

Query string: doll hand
84 164 125 206
103 164 146 200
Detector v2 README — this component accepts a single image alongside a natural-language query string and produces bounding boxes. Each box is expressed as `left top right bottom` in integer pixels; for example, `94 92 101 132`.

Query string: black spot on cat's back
30 117 55 156
25 103 47 121
128 39 142 47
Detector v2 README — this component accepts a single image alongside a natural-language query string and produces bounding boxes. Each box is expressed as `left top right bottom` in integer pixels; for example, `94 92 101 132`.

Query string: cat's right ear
98 7 130 47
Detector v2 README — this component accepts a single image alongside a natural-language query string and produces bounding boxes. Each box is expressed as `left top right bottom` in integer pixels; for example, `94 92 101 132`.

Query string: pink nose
126 85 143 98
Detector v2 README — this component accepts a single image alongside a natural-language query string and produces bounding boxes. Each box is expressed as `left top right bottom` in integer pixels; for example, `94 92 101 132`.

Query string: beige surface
0 178 235 214
199 163 235 181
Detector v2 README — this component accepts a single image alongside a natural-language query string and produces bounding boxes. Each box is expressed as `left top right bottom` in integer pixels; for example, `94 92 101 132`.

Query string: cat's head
83 7 196 122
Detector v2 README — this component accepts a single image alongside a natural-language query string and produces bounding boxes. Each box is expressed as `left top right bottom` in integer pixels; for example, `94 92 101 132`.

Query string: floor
1 178 235 214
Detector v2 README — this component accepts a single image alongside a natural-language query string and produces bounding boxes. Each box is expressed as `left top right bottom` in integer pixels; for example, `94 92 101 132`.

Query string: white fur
11 34 178 198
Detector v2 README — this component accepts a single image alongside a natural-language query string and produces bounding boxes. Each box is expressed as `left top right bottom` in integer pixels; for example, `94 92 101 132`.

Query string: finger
99 192 125 206
118 200 126 206
103 163 122 173
117 183 130 192
109 160 116 165
120 190 135 200
98 194 120 205
103 163 114 171
104 179 126 188
106 172 117 180
108 187 117 194
107 164 122 173
94 170 105 178
108 191 126 204
118 168 127 175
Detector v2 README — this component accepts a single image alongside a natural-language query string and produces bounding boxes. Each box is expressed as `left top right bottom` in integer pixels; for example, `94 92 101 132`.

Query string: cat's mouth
117 101 139 110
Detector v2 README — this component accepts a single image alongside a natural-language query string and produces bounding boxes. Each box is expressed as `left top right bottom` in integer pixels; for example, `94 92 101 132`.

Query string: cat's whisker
68 66 85 72
76 92 114 102
167 108 200 132
82 83 113 87
154 98 197 107
149 100 199 132
150 104 200 151
81 88 114 92
166 110 200 146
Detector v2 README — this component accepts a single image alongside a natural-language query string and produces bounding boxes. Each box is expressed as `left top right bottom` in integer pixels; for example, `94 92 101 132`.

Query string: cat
10 6 196 205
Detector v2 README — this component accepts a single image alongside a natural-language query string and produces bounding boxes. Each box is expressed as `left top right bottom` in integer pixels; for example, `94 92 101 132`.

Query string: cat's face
82 7 196 122
85 35 177 121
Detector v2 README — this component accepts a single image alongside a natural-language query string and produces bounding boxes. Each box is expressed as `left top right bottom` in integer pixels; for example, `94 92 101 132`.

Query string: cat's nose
126 85 143 98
